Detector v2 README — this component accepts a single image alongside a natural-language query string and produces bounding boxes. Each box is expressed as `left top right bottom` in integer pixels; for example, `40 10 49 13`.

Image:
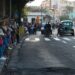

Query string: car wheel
71 32 74 36
71 29 74 36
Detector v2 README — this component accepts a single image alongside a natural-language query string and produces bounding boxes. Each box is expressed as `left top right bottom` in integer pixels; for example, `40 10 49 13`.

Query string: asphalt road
16 31 75 69
6 31 75 75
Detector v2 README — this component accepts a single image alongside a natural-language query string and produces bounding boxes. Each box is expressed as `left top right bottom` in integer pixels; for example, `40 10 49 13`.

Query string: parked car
58 20 74 36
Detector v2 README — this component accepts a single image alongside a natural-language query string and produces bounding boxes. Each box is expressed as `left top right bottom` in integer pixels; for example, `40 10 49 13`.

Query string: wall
27 12 46 23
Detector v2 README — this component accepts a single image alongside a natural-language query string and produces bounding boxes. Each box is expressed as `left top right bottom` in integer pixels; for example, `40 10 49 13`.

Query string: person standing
16 26 20 43
34 23 37 34
2 16 10 56
44 22 52 37
28 23 31 34
0 35 4 58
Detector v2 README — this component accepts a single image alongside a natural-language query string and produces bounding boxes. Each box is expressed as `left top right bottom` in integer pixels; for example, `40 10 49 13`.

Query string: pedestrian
34 23 37 34
0 35 4 58
28 23 31 34
2 16 10 56
58 23 63 36
52 23 56 29
6 27 12 50
10 25 16 44
31 24 34 34
0 30 7 60
44 22 52 37
16 26 20 43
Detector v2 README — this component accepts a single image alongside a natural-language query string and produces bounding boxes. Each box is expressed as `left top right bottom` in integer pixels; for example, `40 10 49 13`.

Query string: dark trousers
16 34 19 43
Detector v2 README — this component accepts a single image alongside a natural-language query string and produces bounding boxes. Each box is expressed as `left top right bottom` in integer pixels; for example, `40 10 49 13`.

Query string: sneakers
0 57 7 60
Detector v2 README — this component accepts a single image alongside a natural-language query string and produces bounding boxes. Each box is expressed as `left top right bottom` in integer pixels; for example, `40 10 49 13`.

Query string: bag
0 37 3 45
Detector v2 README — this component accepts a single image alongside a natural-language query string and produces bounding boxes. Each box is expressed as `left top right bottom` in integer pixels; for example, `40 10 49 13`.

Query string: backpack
0 37 3 45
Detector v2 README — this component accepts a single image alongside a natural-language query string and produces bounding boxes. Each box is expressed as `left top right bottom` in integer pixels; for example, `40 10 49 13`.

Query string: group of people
42 22 61 37
23 21 60 37
0 17 20 60
24 22 58 36
25 23 40 35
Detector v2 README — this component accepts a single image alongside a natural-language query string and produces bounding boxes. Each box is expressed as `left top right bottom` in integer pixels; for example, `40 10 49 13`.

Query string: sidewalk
0 59 6 74
0 35 25 75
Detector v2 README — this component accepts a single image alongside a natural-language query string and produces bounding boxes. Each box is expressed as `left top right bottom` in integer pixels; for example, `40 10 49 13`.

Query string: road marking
35 38 40 42
73 46 75 48
63 37 71 41
25 37 40 42
44 38 51 41
36 31 41 36
25 38 30 41
72 37 75 40
62 40 67 44
53 37 61 41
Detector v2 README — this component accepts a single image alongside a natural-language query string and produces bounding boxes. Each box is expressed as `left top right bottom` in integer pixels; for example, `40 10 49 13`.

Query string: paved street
10 31 75 69
5 30 75 75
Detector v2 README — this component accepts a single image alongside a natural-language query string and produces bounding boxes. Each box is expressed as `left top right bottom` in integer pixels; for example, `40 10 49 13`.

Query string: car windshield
1 0 75 75
62 22 73 26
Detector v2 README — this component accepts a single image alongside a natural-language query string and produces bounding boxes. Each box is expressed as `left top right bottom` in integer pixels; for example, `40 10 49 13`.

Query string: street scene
0 0 75 75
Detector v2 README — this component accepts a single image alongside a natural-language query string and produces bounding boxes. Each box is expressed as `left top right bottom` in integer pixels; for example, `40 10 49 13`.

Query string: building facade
27 7 52 24
41 0 75 21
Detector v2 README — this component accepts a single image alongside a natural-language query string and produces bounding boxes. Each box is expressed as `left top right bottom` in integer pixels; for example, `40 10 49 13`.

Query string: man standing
44 22 52 37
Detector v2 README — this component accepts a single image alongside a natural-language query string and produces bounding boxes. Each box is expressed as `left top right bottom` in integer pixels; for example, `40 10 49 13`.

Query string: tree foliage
22 7 29 17
65 6 73 14
59 15 70 21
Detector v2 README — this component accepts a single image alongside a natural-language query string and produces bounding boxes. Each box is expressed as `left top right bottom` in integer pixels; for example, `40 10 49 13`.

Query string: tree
65 6 73 15
22 7 29 17
59 15 70 21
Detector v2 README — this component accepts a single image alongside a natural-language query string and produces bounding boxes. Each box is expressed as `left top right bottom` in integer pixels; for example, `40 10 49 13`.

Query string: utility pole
49 0 52 23
41 4 42 25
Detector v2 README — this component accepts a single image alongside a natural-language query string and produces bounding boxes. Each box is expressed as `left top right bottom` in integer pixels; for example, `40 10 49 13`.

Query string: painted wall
27 12 47 23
